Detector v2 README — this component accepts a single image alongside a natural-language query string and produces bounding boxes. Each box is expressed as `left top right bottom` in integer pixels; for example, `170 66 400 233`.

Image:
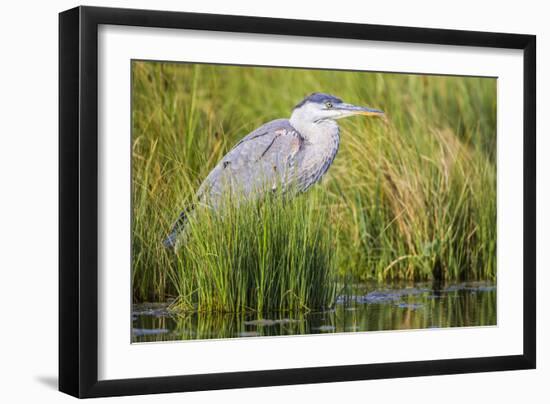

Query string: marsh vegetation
131 61 496 323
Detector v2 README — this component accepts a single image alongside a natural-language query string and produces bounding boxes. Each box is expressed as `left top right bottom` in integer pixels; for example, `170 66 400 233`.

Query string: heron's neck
289 115 339 144
289 115 340 189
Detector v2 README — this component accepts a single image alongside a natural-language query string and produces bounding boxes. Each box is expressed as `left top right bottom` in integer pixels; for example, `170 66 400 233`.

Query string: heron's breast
297 130 340 189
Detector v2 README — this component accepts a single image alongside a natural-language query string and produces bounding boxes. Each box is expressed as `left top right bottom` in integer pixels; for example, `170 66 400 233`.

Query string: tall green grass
131 61 497 308
169 190 337 312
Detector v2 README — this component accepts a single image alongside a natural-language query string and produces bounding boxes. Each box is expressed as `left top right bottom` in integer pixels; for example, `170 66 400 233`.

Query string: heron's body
163 93 383 248
197 118 339 206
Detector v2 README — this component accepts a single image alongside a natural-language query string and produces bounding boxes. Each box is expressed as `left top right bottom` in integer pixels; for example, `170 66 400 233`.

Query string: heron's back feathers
196 119 305 206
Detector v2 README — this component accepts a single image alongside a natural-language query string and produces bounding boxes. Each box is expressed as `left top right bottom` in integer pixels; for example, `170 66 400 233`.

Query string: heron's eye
325 101 333 109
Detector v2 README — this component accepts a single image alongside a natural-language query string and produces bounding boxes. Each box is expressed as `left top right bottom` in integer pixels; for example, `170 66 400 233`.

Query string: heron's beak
339 103 385 117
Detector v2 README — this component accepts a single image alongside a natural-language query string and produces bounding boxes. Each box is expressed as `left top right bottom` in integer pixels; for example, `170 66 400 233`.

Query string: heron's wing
197 119 304 206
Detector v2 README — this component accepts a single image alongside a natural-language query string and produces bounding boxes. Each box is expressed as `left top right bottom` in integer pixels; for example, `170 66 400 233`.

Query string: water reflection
132 281 496 343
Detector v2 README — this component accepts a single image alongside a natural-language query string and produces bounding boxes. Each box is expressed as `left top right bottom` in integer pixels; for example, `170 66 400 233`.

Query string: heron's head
290 92 384 124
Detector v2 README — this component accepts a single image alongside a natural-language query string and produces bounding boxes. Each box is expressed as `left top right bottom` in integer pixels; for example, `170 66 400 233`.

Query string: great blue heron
163 92 384 248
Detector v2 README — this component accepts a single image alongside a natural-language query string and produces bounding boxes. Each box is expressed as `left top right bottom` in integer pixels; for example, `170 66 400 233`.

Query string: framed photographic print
59 6 536 398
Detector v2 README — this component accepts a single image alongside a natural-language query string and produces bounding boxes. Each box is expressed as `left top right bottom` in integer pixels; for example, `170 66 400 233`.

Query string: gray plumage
197 119 337 203
163 93 383 248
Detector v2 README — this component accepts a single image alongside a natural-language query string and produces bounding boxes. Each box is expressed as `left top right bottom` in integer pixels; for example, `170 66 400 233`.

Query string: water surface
132 281 496 343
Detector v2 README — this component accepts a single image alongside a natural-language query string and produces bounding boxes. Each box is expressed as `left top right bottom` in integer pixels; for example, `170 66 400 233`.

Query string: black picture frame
59 5 536 398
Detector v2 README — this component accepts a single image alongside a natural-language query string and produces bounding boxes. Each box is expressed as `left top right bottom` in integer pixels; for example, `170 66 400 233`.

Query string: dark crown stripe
294 92 343 109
